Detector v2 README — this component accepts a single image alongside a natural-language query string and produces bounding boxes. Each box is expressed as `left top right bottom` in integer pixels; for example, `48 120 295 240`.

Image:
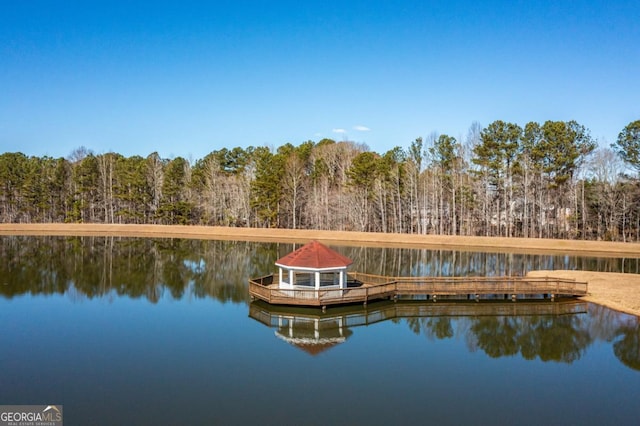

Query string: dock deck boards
249 272 588 307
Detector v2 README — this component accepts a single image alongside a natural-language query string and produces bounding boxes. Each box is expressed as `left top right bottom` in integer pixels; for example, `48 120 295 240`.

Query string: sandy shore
2 223 640 317
528 270 640 318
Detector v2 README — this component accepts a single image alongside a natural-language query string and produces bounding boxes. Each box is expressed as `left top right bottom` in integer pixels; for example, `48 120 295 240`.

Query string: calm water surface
1 236 639 425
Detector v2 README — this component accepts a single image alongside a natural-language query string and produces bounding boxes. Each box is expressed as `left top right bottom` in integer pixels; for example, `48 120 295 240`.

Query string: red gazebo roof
275 241 353 269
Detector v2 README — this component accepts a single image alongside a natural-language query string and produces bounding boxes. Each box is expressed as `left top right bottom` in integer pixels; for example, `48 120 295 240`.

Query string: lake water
1 236 639 425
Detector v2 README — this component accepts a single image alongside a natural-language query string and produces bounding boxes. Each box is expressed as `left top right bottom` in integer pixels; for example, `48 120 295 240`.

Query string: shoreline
3 223 640 257
2 223 640 317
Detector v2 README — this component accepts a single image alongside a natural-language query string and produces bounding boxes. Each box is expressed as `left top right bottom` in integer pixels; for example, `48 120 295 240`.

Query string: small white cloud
332 128 347 134
354 125 371 131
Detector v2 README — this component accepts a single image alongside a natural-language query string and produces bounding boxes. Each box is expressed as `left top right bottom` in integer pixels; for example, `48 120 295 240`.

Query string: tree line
1 119 639 241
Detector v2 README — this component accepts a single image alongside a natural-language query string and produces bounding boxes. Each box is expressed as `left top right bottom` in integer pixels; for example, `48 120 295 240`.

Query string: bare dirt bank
3 223 640 256
528 270 640 318
3 223 640 317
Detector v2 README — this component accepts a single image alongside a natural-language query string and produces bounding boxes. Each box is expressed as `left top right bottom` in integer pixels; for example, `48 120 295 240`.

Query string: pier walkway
249 272 589 308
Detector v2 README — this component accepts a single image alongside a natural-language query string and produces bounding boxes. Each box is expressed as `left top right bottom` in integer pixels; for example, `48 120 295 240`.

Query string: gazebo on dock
275 241 353 290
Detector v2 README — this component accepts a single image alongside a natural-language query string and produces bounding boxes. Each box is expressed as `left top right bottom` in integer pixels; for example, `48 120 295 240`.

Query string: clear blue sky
1 0 638 160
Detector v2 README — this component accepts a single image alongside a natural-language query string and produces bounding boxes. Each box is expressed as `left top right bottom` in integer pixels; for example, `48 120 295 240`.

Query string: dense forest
1 119 639 241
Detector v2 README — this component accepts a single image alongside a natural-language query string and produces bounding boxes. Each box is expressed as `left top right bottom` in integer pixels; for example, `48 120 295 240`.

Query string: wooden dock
248 272 589 308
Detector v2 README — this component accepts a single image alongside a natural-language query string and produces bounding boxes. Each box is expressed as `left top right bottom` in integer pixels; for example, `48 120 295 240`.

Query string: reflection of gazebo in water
249 302 356 356
274 314 353 356
275 241 353 290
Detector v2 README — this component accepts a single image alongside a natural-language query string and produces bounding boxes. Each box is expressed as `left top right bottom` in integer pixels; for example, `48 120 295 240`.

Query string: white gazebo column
279 268 283 286
315 271 321 290
339 270 345 289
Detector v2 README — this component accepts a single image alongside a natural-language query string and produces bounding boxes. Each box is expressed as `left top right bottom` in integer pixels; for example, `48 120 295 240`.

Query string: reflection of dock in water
249 300 589 355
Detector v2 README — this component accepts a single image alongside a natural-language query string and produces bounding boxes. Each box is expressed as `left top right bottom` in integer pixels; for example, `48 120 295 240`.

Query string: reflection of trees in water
403 308 639 370
466 315 591 362
468 317 521 358
3 237 639 303
586 304 640 371
340 246 640 277
0 236 284 304
586 304 627 341
403 313 593 363
406 317 455 340
613 317 640 371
